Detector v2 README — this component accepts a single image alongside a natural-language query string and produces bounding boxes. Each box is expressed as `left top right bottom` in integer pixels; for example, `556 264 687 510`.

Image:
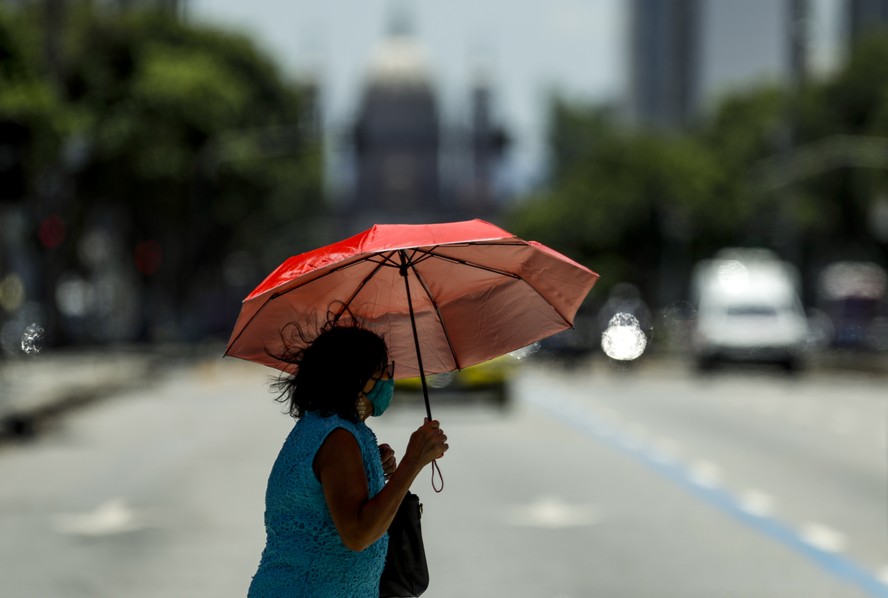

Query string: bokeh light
134 241 163 276
56 274 95 318
601 312 648 361
20 322 44 355
0 274 25 313
38 215 66 249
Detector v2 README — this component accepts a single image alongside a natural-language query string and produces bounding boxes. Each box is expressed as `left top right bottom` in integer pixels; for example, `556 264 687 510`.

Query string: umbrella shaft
399 251 433 421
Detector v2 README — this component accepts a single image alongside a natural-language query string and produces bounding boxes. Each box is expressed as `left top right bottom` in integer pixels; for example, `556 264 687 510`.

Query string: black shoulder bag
379 491 429 597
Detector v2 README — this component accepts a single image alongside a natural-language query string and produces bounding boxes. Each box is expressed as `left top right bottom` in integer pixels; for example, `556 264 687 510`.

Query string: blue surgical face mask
366 377 394 417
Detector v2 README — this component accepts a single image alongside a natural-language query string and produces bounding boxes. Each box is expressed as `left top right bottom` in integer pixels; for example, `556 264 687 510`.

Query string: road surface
0 355 885 597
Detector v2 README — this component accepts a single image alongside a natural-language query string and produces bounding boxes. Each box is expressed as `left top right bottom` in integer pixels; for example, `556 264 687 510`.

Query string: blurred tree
508 99 726 303
1 6 323 343
822 33 888 135
700 85 796 250
790 32 888 268
508 33 888 311
0 7 73 352
0 7 68 204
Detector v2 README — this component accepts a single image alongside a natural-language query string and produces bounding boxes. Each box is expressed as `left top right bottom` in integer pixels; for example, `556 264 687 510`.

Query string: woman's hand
379 443 397 480
402 419 449 472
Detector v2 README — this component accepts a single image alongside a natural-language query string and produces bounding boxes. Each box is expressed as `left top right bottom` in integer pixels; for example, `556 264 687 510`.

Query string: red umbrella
225 219 599 419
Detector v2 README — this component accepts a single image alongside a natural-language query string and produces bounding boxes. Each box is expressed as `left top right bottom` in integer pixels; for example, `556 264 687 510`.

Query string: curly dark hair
271 321 389 422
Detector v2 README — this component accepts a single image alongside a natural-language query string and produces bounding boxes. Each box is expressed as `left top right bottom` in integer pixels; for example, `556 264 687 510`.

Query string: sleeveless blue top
248 412 388 597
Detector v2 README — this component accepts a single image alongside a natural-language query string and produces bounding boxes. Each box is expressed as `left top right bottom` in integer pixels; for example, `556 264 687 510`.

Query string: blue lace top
248 412 388 597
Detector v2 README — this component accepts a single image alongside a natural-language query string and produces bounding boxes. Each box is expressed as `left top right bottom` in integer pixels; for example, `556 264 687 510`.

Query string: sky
188 0 625 190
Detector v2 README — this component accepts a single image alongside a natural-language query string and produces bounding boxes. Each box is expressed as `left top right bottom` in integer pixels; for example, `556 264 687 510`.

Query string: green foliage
64 10 321 241
794 32 888 252
701 86 786 165
509 100 729 297
508 36 888 306
824 33 888 134
0 8 70 181
0 6 322 340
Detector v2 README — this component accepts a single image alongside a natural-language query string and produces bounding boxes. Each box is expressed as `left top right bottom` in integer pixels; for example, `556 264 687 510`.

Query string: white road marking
800 522 846 553
595 425 614 438
738 489 775 517
502 497 601 529
650 437 680 464
54 498 148 537
688 459 722 488
598 406 622 425
619 433 643 451
524 375 884 593
626 422 649 440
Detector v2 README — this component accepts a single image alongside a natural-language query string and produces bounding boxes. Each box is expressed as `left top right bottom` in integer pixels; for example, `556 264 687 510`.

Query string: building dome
365 34 433 89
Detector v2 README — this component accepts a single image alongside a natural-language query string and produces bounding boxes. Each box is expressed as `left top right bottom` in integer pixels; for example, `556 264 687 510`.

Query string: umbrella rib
407 259 462 371
366 253 401 268
331 251 395 323
417 245 574 329
413 247 522 279
262 252 398 304
399 247 438 269
407 246 566 361
225 250 406 361
518 275 573 328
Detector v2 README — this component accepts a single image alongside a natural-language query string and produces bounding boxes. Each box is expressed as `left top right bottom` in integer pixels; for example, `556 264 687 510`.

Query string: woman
248 324 448 597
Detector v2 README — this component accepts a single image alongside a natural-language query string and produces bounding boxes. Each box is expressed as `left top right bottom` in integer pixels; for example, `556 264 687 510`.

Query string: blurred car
816 261 888 351
690 249 810 372
394 353 518 407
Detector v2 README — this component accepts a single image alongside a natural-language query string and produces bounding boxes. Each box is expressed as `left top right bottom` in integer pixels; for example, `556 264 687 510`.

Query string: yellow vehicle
394 354 517 408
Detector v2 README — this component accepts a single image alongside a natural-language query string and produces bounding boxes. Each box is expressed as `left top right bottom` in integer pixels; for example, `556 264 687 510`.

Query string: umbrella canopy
226 219 598 382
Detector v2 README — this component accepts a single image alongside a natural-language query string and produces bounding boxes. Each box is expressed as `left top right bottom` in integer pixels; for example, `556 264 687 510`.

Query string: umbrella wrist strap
431 460 444 493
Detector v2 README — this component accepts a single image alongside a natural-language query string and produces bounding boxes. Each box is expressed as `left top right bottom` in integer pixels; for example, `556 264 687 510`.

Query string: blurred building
340 16 509 234
351 19 442 222
628 0 700 130
628 0 806 129
847 0 888 42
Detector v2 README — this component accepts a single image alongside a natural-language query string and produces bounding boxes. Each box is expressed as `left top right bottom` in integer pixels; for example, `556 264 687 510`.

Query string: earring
356 397 368 419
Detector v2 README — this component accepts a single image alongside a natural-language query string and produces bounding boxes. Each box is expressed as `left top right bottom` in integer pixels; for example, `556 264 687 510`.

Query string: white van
690 249 809 372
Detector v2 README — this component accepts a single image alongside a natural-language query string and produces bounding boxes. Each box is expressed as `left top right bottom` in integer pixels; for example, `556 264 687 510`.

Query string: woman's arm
314 420 448 552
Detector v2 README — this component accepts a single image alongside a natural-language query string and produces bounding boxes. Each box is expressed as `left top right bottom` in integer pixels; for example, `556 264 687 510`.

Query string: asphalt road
0 355 886 597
